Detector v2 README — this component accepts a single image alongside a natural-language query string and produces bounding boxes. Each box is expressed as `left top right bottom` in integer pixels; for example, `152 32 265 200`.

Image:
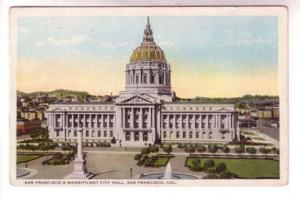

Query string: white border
1 0 299 200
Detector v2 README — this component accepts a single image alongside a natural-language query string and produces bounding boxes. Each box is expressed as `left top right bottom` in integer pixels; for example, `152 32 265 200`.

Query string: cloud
47 37 70 46
70 35 91 45
99 41 130 49
216 37 273 48
35 34 91 47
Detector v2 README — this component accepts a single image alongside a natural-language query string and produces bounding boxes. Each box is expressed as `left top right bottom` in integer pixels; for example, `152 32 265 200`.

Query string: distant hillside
175 95 279 105
17 89 92 98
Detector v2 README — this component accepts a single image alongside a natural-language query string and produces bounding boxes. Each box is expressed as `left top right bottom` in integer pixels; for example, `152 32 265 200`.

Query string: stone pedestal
65 130 92 179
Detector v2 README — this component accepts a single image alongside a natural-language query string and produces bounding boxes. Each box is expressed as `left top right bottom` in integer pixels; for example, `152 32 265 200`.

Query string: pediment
121 94 157 105
217 108 230 112
50 107 64 112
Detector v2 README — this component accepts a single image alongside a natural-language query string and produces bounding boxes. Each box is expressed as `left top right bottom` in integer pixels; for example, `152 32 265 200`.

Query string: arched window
136 75 139 84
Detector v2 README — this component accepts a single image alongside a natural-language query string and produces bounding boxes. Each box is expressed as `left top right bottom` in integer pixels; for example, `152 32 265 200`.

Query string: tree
204 160 215 171
163 144 172 154
216 162 227 174
191 159 203 171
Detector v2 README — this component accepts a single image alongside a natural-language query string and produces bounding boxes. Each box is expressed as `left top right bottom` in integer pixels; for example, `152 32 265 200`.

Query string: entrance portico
116 94 161 146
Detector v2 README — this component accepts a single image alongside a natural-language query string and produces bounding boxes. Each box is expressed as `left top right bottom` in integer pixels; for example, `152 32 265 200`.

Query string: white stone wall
46 102 240 145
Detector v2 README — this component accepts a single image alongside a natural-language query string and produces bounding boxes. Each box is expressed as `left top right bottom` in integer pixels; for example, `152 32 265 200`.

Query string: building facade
47 17 240 146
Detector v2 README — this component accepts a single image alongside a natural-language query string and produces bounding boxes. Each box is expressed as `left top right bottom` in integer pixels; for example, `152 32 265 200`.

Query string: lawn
17 154 43 164
251 137 266 141
154 157 169 167
186 157 279 179
241 131 256 136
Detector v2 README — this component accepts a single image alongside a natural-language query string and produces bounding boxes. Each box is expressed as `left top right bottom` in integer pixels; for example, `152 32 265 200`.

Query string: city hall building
47 18 241 146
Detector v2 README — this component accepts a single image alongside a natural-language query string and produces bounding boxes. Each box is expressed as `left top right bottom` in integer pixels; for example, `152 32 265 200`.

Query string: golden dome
130 17 167 63
130 45 166 62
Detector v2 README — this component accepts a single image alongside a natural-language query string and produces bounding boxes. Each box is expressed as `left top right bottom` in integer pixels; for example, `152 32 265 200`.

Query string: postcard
10 6 288 186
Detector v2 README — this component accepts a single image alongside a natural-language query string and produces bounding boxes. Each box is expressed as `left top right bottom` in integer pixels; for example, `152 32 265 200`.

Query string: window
221 123 225 129
136 75 139 84
159 75 163 84
183 132 186 138
189 132 193 139
209 132 212 139
143 132 148 141
150 75 155 83
176 132 179 138
222 132 226 139
126 132 131 141
86 131 89 137
163 132 167 138
56 130 60 137
98 131 101 137
196 132 199 138
74 130 77 137
134 132 139 141
104 131 107 137
110 131 113 137
143 74 147 84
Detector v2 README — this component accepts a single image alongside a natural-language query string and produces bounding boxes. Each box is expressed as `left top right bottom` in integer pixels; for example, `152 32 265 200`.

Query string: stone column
77 130 83 159
167 114 170 130
147 108 151 129
139 108 142 128
131 108 134 128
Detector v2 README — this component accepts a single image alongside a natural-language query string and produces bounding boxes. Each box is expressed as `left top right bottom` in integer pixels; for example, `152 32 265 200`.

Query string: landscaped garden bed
186 157 279 179
42 152 76 165
134 145 174 167
17 154 45 164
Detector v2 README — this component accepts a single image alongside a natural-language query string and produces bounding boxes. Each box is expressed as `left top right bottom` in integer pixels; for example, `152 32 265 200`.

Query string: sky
16 16 278 98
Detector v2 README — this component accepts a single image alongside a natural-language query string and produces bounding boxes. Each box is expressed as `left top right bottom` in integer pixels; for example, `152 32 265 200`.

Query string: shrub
216 162 227 174
150 145 159 153
246 147 257 154
162 144 172 154
196 145 206 153
235 144 245 154
111 137 116 144
259 147 271 157
184 145 195 155
202 174 219 179
134 153 142 160
222 145 230 153
177 143 183 148
208 144 218 153
204 159 215 170
141 147 151 155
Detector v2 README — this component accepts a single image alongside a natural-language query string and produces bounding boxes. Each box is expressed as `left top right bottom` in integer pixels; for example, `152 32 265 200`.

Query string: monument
65 130 92 179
